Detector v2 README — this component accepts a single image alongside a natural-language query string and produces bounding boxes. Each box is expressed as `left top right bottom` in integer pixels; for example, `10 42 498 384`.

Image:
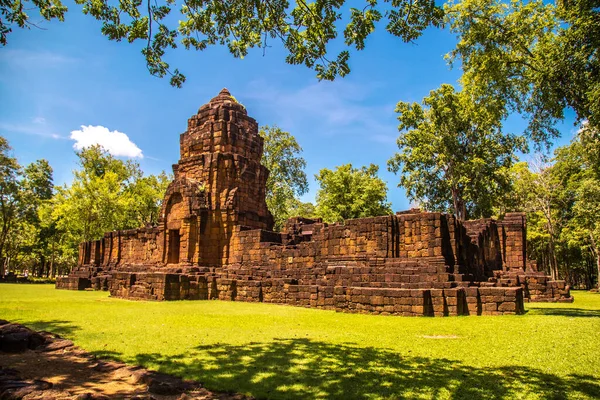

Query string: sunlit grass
1 284 599 399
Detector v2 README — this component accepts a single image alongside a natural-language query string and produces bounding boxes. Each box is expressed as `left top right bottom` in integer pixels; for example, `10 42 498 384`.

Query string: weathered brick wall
491 270 572 302
498 213 528 271
60 201 570 313
109 272 210 301
95 228 165 267
463 212 572 303
462 218 503 277
55 276 90 290
103 273 525 316
463 214 528 274
228 212 481 278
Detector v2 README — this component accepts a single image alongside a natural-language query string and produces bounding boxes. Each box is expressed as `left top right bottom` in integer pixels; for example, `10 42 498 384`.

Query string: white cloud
70 125 143 158
33 117 46 124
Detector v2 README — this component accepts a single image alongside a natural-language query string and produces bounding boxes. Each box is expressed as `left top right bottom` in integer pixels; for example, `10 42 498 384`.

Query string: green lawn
1 284 599 399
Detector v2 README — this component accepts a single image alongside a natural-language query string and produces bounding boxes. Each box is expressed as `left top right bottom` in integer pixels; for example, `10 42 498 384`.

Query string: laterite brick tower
163 88 273 267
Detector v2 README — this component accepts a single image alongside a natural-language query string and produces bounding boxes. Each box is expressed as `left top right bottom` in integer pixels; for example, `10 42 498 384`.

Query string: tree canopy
1 0 443 86
3 0 597 146
47 145 170 243
446 0 600 144
387 84 525 220
0 136 23 276
552 124 600 287
315 163 392 223
0 137 55 277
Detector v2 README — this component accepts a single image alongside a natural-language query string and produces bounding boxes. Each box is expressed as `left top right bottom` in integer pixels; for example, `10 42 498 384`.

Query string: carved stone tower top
178 88 263 167
171 88 273 231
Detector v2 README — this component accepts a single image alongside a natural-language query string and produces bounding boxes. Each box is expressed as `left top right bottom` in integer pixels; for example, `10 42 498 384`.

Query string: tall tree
0 138 55 276
0 145 171 276
260 126 309 231
571 179 600 288
315 163 391 223
551 124 600 287
506 158 565 279
124 172 171 227
499 125 600 286
289 200 318 220
20 160 54 276
38 200 79 277
387 84 525 220
0 136 21 277
446 0 600 146
1 0 443 86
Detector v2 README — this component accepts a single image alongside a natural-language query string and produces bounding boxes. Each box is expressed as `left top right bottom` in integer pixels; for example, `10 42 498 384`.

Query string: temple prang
56 89 573 316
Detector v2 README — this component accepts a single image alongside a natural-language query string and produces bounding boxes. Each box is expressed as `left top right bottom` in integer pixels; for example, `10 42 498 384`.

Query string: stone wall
463 213 572 303
101 272 525 316
74 208 569 315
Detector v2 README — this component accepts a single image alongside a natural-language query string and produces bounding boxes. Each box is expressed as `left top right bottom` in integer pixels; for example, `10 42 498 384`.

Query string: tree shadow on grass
527 308 600 318
130 339 600 400
12 319 81 337
90 350 123 359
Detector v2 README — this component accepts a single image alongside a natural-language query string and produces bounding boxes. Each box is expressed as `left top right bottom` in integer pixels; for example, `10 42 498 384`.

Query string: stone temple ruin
56 89 573 316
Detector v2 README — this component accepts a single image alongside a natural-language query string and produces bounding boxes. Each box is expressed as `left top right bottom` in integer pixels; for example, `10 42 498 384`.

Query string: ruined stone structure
56 89 573 316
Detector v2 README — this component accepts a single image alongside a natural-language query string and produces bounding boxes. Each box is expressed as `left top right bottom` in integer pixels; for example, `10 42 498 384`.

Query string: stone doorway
168 229 180 264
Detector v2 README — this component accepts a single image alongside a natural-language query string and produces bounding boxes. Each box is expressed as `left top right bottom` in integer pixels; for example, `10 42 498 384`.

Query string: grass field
1 284 599 399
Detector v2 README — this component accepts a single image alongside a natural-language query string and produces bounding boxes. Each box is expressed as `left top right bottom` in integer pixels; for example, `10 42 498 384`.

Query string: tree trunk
585 257 592 290
50 240 55 278
547 243 557 279
451 187 465 221
596 254 600 290
552 250 559 280
594 245 600 290
0 201 15 271
545 217 559 280
590 233 600 289
40 255 46 277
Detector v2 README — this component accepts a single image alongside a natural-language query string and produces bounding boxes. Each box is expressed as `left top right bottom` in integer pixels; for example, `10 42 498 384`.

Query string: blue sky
0 1 577 212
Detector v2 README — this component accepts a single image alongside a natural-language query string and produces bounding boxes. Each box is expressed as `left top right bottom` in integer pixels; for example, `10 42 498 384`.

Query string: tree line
0 139 172 278
1 0 597 287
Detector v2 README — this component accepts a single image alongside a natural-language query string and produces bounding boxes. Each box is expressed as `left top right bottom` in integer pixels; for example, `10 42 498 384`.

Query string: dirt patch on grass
0 321 250 399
